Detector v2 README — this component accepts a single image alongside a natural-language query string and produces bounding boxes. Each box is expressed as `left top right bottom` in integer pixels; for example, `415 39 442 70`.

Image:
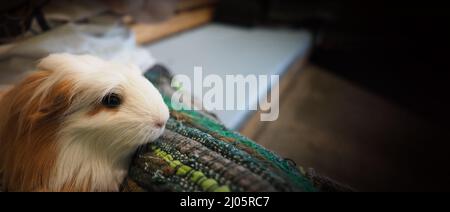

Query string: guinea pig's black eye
102 93 122 108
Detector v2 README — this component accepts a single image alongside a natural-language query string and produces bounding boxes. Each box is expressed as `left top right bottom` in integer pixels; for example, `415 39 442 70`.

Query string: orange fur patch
87 104 119 117
0 70 75 191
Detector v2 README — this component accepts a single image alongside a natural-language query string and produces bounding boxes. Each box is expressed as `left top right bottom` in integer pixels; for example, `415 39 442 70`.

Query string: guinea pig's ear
31 81 76 126
34 80 75 122
0 70 75 131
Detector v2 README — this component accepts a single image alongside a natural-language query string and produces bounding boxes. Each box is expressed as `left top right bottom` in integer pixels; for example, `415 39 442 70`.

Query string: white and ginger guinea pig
0 54 170 192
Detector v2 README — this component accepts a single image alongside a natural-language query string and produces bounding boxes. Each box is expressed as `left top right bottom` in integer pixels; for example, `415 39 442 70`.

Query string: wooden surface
132 7 214 45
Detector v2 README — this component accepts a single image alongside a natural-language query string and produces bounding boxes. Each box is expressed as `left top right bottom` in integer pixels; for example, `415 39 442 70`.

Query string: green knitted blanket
122 66 341 192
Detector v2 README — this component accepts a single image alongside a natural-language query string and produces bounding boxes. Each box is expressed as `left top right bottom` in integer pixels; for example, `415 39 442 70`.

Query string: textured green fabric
122 67 317 192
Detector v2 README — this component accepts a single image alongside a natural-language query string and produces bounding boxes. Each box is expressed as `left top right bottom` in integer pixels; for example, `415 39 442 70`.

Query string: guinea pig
0 53 170 192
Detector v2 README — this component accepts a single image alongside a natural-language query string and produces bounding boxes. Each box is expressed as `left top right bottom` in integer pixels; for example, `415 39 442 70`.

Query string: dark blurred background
215 0 450 191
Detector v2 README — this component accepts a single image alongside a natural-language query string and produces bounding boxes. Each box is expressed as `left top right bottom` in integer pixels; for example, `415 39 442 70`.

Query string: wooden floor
241 64 449 191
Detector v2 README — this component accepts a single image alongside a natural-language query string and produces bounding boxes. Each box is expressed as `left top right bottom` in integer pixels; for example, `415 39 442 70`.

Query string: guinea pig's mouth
141 126 165 143
133 129 165 155
124 124 166 154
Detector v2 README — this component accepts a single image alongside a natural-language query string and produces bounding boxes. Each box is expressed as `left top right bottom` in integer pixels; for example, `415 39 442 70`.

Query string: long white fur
32 54 169 191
